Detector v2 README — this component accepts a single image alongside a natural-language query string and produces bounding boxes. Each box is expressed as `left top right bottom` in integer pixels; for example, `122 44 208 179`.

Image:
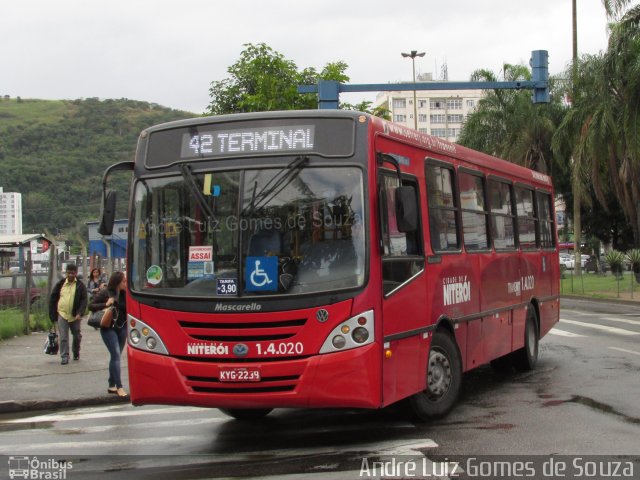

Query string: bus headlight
352 327 369 344
130 329 141 345
320 310 374 354
332 335 346 349
127 315 169 355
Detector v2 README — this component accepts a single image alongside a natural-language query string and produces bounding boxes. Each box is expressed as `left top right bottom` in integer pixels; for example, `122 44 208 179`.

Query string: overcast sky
3 0 612 114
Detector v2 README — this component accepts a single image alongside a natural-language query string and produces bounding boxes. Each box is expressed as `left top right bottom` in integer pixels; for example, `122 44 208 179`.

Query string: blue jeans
100 325 127 389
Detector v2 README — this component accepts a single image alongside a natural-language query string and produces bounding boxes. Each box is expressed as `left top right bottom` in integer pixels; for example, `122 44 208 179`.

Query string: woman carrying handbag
88 271 128 397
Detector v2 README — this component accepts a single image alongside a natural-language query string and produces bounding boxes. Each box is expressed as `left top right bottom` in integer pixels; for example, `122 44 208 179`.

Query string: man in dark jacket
49 264 88 364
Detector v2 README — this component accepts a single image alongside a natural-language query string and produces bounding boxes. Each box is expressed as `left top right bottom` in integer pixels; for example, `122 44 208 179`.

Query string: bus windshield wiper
242 156 309 217
179 164 217 224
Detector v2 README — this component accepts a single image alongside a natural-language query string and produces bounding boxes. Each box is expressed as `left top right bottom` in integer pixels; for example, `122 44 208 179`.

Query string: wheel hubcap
427 349 451 400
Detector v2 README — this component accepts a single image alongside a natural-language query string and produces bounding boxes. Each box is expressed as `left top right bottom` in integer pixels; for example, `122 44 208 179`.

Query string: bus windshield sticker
245 256 278 291
146 265 163 286
217 278 238 296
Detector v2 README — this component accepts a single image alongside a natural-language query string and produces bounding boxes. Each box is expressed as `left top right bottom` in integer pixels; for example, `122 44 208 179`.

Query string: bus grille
186 374 300 394
178 318 306 342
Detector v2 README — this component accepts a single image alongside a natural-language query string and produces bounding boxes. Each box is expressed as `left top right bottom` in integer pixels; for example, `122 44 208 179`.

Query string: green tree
207 43 349 114
553 5 640 247
458 64 565 176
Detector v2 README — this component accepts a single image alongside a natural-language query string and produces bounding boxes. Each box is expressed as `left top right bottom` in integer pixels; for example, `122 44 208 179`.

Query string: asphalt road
1 299 638 479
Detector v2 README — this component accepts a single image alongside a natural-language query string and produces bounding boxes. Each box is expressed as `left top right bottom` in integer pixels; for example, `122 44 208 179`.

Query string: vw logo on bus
233 343 249 357
316 309 329 323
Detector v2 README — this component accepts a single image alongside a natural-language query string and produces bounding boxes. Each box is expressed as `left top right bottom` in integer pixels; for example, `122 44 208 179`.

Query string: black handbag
88 305 117 329
44 329 59 355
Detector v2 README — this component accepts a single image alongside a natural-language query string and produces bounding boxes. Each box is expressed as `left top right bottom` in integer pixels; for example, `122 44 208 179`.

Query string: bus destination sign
145 117 355 168
181 125 315 158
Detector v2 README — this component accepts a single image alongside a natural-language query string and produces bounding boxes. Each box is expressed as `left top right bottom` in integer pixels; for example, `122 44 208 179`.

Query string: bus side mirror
98 190 117 236
395 186 418 233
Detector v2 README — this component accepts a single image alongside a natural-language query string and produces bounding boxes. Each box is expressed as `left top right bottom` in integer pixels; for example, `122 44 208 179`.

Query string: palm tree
554 4 640 248
458 64 564 176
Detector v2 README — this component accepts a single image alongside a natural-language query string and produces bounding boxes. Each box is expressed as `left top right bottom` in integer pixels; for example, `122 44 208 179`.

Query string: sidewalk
0 326 129 414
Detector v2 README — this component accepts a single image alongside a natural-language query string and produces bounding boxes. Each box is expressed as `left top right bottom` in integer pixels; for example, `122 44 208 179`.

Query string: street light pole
401 50 425 130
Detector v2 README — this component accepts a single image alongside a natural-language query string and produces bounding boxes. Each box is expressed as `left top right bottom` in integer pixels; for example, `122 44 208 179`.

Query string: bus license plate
219 367 261 382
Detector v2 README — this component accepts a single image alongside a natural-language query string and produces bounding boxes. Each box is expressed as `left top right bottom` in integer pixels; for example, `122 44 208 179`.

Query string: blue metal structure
298 50 549 109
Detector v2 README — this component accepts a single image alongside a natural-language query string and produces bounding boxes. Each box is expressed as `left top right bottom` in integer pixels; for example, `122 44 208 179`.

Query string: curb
0 395 130 414
561 294 640 307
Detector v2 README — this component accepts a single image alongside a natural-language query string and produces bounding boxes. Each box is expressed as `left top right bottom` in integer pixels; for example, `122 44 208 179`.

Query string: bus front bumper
127 344 382 410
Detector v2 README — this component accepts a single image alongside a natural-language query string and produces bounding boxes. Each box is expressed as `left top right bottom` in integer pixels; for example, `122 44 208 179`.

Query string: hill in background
0 97 195 235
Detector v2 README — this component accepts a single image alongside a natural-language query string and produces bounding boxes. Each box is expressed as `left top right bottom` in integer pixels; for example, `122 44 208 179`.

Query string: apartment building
374 76 484 142
0 187 23 235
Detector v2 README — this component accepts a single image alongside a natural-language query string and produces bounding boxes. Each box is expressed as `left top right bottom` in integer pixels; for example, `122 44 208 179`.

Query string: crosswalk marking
608 346 640 357
559 319 639 336
549 328 585 338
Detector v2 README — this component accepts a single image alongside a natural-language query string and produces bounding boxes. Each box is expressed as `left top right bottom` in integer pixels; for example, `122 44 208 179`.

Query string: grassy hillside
0 97 196 236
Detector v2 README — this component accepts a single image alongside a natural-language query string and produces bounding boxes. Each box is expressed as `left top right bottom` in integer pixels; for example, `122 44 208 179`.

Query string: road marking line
600 316 640 326
3 406 206 424
549 329 586 338
608 347 640 357
0 436 438 456
560 319 639 336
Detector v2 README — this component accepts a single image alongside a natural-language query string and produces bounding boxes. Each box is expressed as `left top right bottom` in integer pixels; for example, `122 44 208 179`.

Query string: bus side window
515 186 538 249
379 173 424 296
459 171 489 251
426 163 460 252
488 179 516 250
537 191 556 248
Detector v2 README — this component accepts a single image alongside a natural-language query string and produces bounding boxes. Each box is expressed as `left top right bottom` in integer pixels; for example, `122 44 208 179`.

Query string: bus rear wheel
219 408 273 420
513 305 539 371
406 330 462 421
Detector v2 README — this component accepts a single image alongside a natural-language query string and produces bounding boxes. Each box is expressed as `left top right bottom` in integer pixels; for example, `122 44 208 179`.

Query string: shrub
627 249 640 283
604 250 625 279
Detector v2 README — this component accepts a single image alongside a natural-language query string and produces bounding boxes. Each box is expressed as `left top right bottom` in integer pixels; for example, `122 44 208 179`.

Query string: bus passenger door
378 168 427 406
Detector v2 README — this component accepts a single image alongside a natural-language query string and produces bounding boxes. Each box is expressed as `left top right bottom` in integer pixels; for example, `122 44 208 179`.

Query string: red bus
100 110 559 420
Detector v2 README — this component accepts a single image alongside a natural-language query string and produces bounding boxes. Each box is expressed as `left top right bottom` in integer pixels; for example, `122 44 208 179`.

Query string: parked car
0 274 42 307
559 253 575 269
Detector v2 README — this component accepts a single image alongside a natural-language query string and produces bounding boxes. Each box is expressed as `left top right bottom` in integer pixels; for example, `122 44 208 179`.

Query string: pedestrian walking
48 264 88 365
89 271 128 397
87 267 106 301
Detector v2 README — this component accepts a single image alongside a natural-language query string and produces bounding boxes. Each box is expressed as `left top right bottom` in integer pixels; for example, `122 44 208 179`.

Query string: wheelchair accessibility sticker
245 256 278 291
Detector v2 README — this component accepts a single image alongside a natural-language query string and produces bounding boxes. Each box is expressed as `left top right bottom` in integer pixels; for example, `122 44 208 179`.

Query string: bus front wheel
406 330 462 421
219 408 273 420
513 305 539 371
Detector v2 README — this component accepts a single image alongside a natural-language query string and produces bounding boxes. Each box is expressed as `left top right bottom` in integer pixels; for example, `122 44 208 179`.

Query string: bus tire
513 305 539 371
219 408 273 420
406 330 462 421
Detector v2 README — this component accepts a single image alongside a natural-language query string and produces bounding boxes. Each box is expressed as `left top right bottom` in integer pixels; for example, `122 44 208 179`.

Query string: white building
0 187 22 235
374 75 484 142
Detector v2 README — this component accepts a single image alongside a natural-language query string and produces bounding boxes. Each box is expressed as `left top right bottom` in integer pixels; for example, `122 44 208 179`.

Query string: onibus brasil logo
8 456 72 479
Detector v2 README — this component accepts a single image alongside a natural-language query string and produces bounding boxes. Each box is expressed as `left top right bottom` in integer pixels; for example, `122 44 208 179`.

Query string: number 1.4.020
256 342 304 355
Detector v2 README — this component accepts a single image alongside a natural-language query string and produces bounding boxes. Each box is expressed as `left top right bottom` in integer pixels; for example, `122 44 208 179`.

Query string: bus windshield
131 164 366 297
